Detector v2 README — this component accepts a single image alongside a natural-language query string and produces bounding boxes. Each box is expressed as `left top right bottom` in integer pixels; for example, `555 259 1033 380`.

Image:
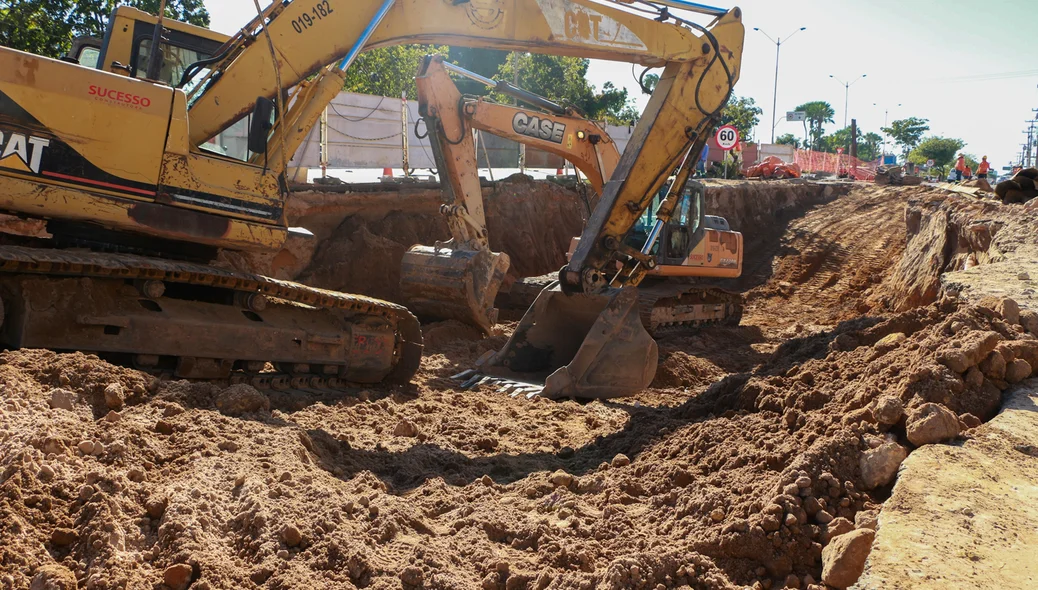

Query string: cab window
77 46 101 69
133 38 208 86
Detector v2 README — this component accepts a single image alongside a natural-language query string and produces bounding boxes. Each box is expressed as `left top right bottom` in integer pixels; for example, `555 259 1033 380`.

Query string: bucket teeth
452 371 546 398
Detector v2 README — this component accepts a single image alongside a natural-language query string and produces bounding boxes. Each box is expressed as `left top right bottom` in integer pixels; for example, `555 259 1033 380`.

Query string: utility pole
754 27 807 144
873 102 901 161
830 74 866 129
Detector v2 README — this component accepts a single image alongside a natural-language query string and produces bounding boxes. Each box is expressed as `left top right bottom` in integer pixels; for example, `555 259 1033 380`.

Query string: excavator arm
399 54 621 333
183 0 717 147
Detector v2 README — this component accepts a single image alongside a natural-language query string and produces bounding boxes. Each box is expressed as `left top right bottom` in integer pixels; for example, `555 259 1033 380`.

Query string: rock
874 332 906 350
854 510 878 531
784 574 801 589
964 366 984 388
1020 310 1038 335
761 513 781 532
936 350 969 374
1020 272 1032 281
281 524 303 547
979 350 1007 381
814 510 834 525
50 528 78 546
77 440 95 455
710 508 725 522
611 454 631 467
954 409 979 427
822 517 854 544
821 528 875 589
998 298 1020 325
104 410 121 423
48 389 76 411
400 566 424 588
215 384 270 416
103 383 124 410
803 496 821 515
146 498 167 519
163 404 185 417
795 476 812 489
859 442 908 489
155 419 174 435
906 403 961 446
549 470 573 488
218 440 239 452
38 465 55 482
29 564 77 590
872 396 904 425
163 564 193 590
393 420 418 438
1005 359 1032 384
961 330 1002 365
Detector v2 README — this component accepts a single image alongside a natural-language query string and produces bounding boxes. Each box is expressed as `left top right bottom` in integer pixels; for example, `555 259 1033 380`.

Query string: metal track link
636 286 743 336
0 246 423 385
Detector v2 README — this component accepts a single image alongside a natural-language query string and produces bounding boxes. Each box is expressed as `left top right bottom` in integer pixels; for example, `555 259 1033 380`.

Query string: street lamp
830 74 867 129
755 26 806 144
873 102 901 159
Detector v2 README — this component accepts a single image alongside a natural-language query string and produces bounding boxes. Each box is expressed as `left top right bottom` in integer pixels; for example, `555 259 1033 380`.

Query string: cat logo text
0 130 50 174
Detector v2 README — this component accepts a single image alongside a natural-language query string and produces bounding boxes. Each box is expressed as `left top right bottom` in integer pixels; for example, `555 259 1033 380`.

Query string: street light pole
873 102 901 158
755 27 806 144
830 74 867 128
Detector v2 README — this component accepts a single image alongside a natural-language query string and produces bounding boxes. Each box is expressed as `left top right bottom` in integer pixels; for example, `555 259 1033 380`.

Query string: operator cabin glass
134 40 254 163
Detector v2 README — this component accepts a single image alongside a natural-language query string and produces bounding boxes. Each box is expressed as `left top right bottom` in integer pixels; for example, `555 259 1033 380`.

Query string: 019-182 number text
291 0 334 34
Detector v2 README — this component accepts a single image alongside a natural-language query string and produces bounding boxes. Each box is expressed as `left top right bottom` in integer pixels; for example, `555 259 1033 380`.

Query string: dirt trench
2 182 1038 590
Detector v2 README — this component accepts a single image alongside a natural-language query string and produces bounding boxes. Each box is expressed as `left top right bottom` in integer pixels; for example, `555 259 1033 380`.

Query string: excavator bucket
470 282 658 399
400 244 510 334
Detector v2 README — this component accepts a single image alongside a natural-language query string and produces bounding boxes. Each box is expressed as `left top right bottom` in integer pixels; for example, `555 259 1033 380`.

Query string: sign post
715 125 740 179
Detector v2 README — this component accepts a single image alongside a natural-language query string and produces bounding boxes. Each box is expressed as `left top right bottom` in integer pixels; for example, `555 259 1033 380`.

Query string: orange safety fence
793 150 878 181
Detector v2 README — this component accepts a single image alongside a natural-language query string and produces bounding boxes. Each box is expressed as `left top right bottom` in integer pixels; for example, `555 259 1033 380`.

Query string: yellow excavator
404 55 742 337
0 0 743 397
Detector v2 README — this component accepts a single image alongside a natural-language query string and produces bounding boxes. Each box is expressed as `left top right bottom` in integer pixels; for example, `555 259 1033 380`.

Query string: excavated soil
222 175 594 304
3 182 1038 590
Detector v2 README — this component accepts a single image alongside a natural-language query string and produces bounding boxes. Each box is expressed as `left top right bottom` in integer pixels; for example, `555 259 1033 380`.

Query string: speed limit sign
715 125 739 151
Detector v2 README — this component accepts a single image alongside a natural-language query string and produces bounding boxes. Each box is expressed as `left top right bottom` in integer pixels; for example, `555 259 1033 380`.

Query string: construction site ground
2 178 1037 590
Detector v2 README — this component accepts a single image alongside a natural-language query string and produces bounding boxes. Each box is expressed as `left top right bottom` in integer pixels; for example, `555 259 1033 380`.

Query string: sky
206 0 1038 169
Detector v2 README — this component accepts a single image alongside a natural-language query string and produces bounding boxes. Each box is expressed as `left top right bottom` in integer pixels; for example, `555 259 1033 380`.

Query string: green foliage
0 0 209 58
445 46 507 96
882 117 929 160
0 0 72 57
908 136 965 174
858 132 883 162
795 101 835 149
494 52 639 124
775 133 801 149
719 95 762 143
343 45 449 99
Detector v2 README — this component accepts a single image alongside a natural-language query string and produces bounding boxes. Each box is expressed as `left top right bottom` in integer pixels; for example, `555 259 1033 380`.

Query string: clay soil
2 182 1037 590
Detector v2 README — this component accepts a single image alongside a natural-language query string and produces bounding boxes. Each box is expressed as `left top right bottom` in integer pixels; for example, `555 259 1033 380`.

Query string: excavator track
0 246 422 389
635 282 743 336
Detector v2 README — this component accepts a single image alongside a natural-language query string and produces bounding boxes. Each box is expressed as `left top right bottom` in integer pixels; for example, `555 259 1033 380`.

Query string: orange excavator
404 56 743 337
399 55 621 332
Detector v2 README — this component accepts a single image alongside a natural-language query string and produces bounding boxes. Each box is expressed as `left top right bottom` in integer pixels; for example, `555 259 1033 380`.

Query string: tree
342 45 449 99
493 52 638 123
882 117 929 162
775 133 801 149
795 101 835 150
719 95 762 143
908 136 965 176
0 0 209 58
446 46 508 96
858 132 883 162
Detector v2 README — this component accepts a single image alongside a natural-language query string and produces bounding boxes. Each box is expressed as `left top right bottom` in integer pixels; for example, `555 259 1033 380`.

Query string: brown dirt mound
4 182 1038 589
